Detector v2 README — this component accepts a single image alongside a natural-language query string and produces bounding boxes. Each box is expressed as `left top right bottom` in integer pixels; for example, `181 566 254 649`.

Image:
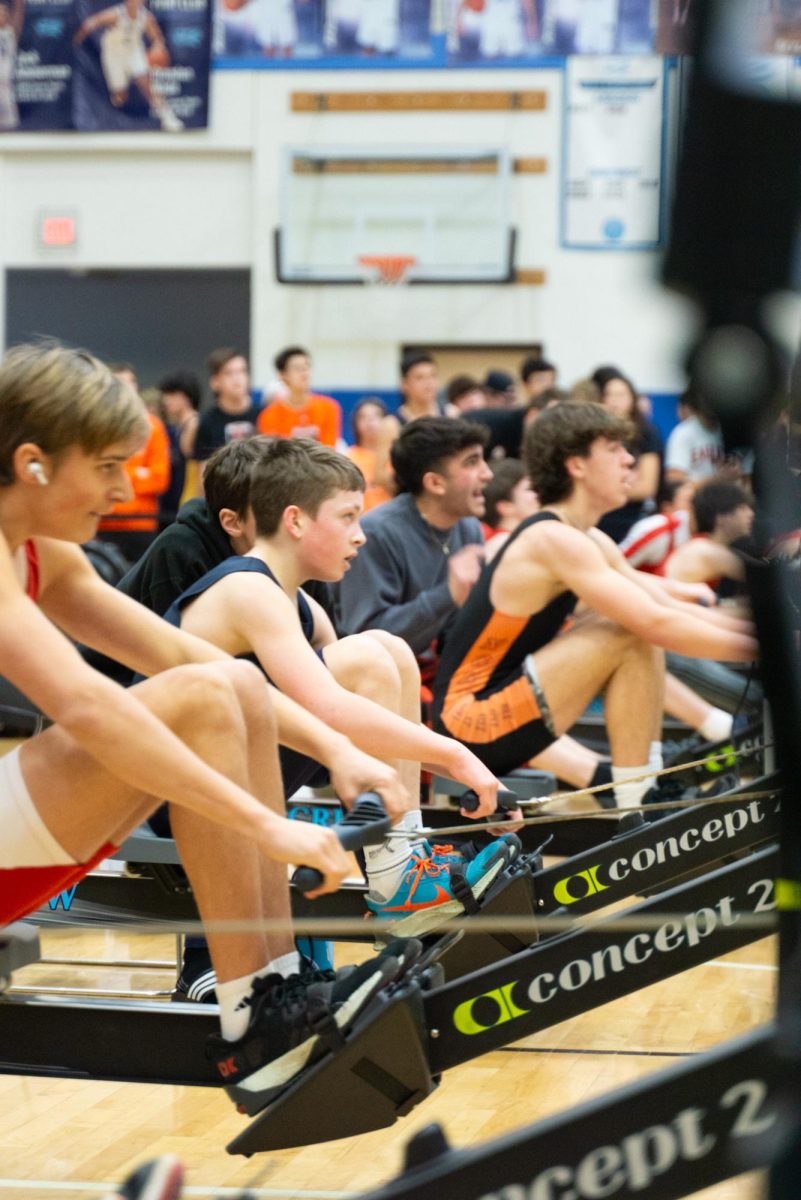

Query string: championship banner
72 0 211 130
3 0 73 131
215 0 434 67
562 55 666 250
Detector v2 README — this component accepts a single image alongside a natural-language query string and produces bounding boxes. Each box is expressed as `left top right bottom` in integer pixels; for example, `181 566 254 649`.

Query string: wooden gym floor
1 915 775 1198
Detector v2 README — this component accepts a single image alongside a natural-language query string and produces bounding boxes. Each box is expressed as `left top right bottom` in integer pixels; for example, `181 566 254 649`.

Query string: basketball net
357 254 417 285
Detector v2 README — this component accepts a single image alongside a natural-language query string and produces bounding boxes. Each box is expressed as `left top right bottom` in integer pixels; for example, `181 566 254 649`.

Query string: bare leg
531 617 664 767
323 632 420 806
20 660 288 983
664 672 714 731
530 734 602 788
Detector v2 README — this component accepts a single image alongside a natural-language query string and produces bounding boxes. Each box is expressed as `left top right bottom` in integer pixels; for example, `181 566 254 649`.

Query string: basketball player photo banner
72 0 211 130
0 0 73 130
215 0 434 68
562 55 666 250
445 0 654 65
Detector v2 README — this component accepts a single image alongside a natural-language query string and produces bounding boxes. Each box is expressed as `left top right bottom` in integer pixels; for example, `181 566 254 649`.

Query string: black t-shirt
192 402 262 462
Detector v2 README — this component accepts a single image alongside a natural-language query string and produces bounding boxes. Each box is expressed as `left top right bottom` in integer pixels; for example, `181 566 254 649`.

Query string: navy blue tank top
164 556 315 683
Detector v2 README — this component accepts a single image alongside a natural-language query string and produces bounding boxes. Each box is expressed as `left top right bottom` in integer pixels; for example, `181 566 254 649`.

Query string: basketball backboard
275 146 515 284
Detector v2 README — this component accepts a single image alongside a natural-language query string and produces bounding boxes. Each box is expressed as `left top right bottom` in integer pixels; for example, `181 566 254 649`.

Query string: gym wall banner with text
0 0 211 132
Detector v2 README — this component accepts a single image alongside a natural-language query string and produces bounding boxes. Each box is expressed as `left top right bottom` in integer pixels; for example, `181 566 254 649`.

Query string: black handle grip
291 792 390 894
460 787 520 817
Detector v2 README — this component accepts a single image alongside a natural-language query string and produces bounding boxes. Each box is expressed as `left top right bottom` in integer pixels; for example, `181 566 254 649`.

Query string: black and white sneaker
101 1155 184 1200
208 939 422 1113
172 947 217 1004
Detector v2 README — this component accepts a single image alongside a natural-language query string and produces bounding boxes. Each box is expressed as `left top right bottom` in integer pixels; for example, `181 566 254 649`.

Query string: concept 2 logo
551 799 770 906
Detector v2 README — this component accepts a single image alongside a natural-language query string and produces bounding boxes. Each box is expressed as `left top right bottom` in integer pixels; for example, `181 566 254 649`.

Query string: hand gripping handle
291 792 391 894
459 787 520 817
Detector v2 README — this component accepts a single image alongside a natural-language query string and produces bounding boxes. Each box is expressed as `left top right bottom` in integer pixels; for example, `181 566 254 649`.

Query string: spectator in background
345 397 397 512
158 370 201 527
97 362 170 564
482 368 518 408
192 347 261 481
620 478 694 575
336 417 492 689
664 390 753 485
595 370 663 543
666 479 755 597
520 355 557 403
469 384 568 464
481 457 539 553
257 346 342 448
570 377 602 405
397 351 442 423
446 374 486 415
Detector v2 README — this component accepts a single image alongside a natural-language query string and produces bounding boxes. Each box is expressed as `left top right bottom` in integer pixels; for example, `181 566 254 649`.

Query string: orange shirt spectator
345 398 398 512
258 391 341 447
99 409 171 533
347 444 393 512
257 345 342 448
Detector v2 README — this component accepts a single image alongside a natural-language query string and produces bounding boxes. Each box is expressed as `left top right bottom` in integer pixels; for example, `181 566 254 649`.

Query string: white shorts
0 747 75 869
101 41 148 93
358 0 399 53
255 0 297 49
480 0 525 57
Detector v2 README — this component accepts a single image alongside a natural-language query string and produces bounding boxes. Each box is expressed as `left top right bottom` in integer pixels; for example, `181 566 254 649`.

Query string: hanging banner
2 0 72 130
72 0 211 130
215 0 434 67
562 55 666 250
445 0 653 64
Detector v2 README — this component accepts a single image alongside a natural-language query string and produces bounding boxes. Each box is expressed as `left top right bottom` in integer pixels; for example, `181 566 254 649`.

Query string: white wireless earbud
27 462 49 486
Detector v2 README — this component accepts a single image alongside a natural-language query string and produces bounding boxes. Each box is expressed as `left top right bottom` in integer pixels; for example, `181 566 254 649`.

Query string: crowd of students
0 338 771 1193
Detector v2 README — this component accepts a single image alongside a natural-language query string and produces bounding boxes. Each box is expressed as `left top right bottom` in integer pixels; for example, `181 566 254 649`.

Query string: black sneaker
172 952 350 1006
641 771 739 822
208 939 422 1112
101 1155 184 1200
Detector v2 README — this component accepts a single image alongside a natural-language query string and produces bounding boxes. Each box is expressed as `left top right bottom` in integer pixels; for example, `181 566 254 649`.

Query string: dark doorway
5 269 250 397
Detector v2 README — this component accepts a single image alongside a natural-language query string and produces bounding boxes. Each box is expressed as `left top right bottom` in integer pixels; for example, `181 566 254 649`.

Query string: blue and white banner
215 0 433 66
73 0 211 130
562 55 666 250
4 0 73 130
446 0 653 65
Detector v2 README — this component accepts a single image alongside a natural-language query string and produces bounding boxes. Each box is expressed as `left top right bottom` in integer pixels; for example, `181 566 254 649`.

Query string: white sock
218 970 263 1042
649 741 664 774
217 952 301 1042
264 950 301 979
611 765 650 809
364 809 426 902
698 708 733 743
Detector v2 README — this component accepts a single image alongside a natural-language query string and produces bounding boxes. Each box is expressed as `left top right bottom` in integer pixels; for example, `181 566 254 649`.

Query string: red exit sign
39 214 77 247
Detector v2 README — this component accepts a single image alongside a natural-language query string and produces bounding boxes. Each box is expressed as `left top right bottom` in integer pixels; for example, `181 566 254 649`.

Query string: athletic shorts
0 747 117 925
437 656 557 776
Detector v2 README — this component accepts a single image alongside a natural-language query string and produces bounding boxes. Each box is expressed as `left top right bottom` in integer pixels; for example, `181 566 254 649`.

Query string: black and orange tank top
432 512 578 715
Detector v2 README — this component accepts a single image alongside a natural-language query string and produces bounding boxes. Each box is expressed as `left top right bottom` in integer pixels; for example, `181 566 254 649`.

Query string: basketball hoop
357 254 417 285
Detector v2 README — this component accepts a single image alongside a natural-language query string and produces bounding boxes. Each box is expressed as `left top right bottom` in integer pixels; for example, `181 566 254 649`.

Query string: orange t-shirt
99 410 171 533
257 393 342 448
346 445 392 512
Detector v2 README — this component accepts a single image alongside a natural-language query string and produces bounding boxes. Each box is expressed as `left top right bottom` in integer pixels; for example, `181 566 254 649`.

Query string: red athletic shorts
0 842 118 926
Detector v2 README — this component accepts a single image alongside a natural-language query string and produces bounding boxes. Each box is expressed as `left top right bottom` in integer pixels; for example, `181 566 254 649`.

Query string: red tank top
24 539 39 601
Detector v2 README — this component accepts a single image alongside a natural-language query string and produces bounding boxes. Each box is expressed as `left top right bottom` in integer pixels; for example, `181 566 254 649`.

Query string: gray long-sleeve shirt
335 492 483 655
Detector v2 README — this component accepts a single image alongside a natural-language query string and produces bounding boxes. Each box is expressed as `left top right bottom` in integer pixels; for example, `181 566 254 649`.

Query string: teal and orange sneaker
365 836 519 937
